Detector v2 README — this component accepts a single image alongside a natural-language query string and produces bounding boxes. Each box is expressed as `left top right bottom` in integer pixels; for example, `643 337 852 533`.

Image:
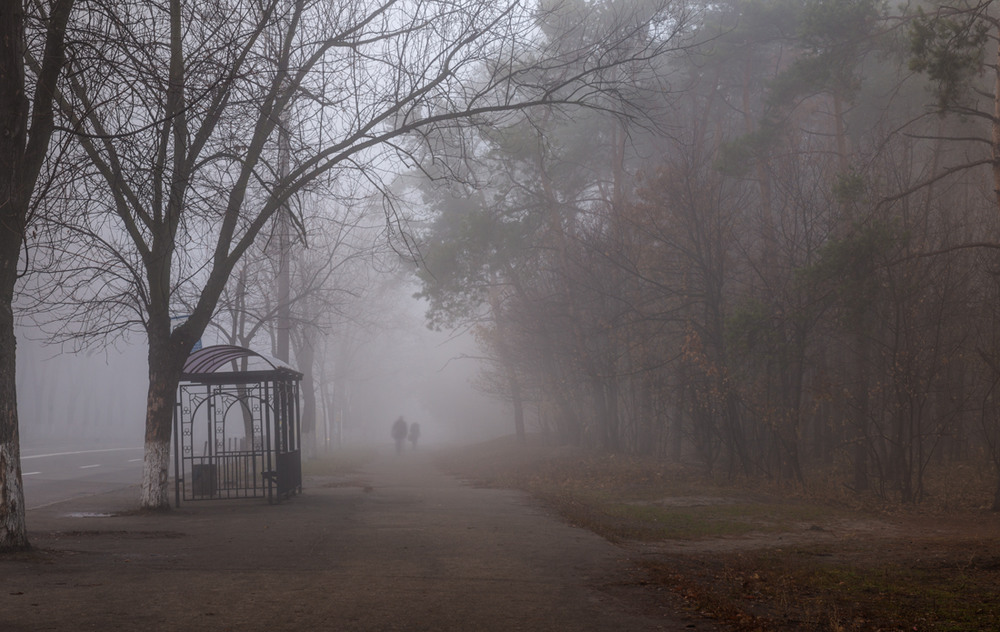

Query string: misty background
14 285 510 452
11 0 1000 514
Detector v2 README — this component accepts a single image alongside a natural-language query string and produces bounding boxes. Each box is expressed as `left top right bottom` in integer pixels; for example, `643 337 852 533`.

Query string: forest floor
439 436 1000 632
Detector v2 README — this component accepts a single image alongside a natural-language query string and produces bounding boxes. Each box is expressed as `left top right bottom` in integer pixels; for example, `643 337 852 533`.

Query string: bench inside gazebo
173 344 303 506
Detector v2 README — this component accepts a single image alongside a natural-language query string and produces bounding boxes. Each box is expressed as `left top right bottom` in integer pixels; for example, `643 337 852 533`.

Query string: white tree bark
0 441 28 550
138 439 171 510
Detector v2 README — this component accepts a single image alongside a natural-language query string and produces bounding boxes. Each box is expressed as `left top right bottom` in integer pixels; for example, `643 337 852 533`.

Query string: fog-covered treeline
7 0 1000 555
416 0 1000 507
1 0 688 550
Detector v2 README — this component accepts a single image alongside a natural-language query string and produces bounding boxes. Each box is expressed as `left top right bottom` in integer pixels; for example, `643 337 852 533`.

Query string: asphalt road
20 446 144 510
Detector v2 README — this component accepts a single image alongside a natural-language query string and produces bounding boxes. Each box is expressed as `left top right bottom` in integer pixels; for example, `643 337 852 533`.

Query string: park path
2 449 708 631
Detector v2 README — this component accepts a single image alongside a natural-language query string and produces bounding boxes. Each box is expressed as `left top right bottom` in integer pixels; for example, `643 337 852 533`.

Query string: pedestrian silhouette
391 416 408 455
408 422 420 450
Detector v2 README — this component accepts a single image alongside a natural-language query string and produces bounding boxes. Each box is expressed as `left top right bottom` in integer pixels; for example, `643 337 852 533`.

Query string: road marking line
22 447 143 460
127 458 142 463
23 472 40 476
80 464 101 469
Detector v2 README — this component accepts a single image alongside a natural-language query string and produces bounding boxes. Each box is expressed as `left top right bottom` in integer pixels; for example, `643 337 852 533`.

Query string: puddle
64 512 114 518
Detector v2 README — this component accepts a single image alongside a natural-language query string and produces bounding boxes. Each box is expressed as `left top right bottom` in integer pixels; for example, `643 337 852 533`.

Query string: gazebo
173 344 303 506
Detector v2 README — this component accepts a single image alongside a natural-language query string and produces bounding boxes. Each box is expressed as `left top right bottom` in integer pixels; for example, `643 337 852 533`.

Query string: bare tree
0 0 75 551
30 0 690 509
209 190 385 455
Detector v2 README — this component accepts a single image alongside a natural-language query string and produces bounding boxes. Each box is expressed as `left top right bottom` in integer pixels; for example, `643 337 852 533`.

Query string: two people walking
391 416 420 454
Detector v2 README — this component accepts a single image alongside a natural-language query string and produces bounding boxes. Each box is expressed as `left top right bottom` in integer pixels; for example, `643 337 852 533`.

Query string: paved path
2 451 707 631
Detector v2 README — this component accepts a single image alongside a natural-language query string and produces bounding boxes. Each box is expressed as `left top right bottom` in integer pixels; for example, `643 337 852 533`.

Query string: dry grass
439 436 1000 632
302 448 377 477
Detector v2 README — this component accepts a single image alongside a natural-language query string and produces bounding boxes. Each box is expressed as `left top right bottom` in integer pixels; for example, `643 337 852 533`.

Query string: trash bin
191 463 217 497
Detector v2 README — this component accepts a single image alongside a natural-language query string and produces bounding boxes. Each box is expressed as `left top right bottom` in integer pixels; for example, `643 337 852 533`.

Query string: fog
14 283 511 454
7 10 1000 626
314 287 512 449
16 337 147 450
15 0 997 514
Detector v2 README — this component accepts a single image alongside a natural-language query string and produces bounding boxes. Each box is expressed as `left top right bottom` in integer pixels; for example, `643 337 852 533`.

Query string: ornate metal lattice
173 346 302 505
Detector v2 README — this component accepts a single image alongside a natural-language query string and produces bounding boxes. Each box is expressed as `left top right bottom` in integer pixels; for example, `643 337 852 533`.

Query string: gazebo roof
181 344 303 385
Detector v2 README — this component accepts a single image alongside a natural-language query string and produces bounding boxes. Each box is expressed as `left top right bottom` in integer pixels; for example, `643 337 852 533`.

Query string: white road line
22 447 143 460
79 464 101 469
23 472 40 476
127 458 142 463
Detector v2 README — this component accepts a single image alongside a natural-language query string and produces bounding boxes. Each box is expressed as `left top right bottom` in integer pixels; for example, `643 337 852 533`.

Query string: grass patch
302 448 376 477
531 486 798 541
442 438 847 542
440 436 1000 631
646 543 1000 631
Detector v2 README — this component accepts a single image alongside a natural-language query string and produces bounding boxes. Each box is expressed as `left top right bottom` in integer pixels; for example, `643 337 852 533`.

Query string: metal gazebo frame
173 345 303 506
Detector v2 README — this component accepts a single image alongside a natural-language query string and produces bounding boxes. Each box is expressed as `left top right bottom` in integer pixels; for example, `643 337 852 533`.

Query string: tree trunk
992 30 1000 218
0 264 28 550
851 326 871 493
505 359 527 447
0 0 28 551
296 334 316 457
488 287 526 446
138 336 188 510
992 472 1000 512
671 371 685 462
0 0 74 550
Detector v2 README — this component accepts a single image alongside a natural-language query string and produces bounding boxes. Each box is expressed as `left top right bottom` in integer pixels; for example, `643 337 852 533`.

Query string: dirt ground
436 440 1000 631
0 450 716 632
631 508 1000 631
